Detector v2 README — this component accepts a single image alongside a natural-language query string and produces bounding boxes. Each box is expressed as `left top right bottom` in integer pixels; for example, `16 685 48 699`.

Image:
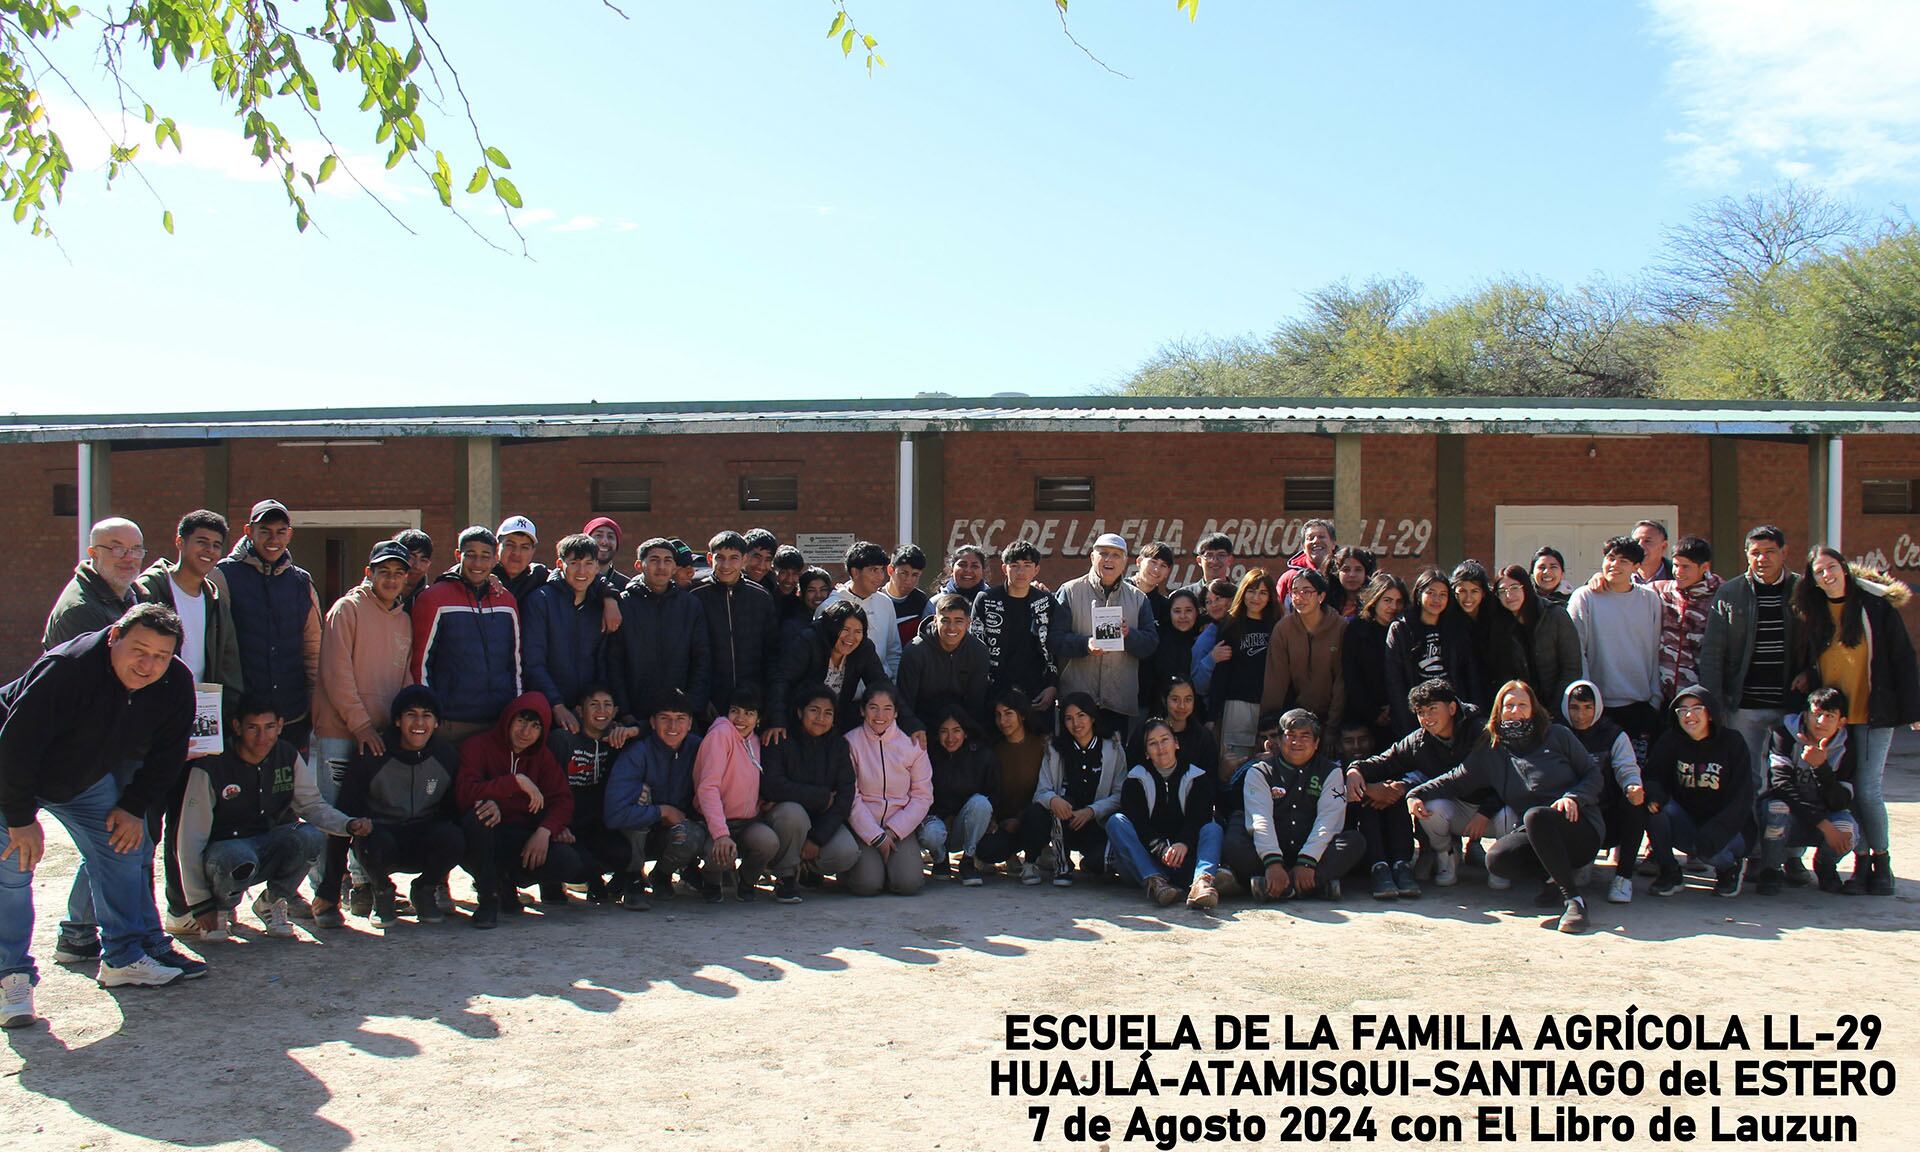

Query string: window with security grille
740 474 799 512
1284 475 1335 512
591 477 652 513
1862 478 1915 516
1034 475 1095 512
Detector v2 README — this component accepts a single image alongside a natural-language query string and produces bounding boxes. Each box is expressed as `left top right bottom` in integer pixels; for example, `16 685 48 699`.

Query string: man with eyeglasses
43 517 146 650
213 500 322 753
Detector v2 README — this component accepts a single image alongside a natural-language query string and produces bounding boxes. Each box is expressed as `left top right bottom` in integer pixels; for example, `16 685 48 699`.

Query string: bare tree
1651 182 1863 322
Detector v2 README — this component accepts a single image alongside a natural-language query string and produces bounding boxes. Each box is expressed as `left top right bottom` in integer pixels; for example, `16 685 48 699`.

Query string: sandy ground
5 736 1919 1151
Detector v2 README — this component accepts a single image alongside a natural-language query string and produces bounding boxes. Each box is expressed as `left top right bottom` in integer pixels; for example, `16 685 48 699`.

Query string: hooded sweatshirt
454 692 574 835
1561 679 1643 805
1643 686 1755 858
313 580 413 744
692 714 765 840
329 685 461 827
1260 608 1347 725
844 720 933 845
1766 713 1855 822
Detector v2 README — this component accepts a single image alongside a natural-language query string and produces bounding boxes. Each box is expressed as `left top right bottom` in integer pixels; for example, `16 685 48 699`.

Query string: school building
4 396 1918 675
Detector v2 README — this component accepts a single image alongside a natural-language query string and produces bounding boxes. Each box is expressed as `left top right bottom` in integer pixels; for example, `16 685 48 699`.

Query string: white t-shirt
173 579 208 682
820 584 900 679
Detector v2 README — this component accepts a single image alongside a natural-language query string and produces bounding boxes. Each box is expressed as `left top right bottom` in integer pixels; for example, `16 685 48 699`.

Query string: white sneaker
200 911 232 943
98 954 184 988
0 972 34 1028
1434 845 1460 887
262 899 296 939
163 911 201 937
1607 875 1634 904
1486 872 1513 892
255 891 313 922
1019 862 1043 886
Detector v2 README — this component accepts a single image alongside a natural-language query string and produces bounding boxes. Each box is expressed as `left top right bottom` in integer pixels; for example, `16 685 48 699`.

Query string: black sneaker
1370 862 1397 900
796 862 824 889
347 884 374 918
539 883 570 907
735 872 759 903
502 888 528 915
372 888 400 930
930 855 951 878
1320 878 1342 902
1533 883 1565 908
1392 860 1421 898
1756 868 1784 896
471 899 499 929
585 877 610 904
145 946 209 980
959 857 983 887
773 876 802 904
1782 857 1813 888
1714 865 1744 898
1650 869 1685 897
52 936 102 964
701 884 724 905
410 879 444 924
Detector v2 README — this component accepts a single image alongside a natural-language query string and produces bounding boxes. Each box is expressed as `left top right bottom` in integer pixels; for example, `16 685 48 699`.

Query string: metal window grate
1034 475 1095 512
591 477 652 513
1284 475 1335 512
740 474 799 512
1863 478 1916 516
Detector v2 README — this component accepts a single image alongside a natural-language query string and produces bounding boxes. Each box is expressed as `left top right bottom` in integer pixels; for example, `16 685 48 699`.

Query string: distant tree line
1120 184 1918 403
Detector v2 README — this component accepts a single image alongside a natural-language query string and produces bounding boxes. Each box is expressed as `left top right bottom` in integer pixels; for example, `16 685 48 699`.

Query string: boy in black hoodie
1561 680 1647 906
1644 686 1756 898
547 685 634 903
1758 687 1858 895
337 685 466 928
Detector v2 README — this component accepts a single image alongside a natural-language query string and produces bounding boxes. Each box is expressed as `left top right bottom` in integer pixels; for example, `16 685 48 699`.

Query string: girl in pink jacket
844 687 933 896
691 689 782 902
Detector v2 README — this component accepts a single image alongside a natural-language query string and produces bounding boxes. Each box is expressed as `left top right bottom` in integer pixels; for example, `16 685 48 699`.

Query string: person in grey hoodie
1409 679 1604 933
1561 680 1646 905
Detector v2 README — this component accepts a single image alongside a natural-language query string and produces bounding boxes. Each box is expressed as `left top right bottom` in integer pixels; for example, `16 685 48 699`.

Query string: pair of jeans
976 803 1053 867
1851 725 1893 853
917 794 994 860
58 758 143 947
313 736 370 896
622 820 710 893
764 803 861 878
1358 796 1415 867
567 825 636 883
1726 707 1787 844
1104 813 1222 890
201 824 328 910
1646 803 1746 874
1761 803 1857 871
2 774 171 979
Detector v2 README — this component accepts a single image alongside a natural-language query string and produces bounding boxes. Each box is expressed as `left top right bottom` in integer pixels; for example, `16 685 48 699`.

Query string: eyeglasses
95 545 147 560
1676 704 1708 716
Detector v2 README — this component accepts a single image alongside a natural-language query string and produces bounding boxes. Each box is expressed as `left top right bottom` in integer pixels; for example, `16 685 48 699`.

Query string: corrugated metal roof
2 396 1917 442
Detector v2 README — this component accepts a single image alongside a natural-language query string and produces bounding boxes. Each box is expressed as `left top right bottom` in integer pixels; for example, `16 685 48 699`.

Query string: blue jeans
203 825 327 909
2 774 171 980
313 736 368 891
59 758 143 946
1104 813 1222 889
1761 802 1856 871
1647 803 1747 874
1851 725 1893 854
1726 708 1786 850
918 794 994 859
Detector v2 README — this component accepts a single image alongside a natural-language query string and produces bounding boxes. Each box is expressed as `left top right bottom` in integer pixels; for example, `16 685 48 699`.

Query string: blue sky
6 0 1916 415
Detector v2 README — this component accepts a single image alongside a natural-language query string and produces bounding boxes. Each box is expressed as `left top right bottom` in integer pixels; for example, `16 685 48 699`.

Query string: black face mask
1496 715 1543 747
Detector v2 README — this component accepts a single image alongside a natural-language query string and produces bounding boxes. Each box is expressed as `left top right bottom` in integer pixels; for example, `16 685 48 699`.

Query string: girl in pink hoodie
844 687 933 896
691 688 781 901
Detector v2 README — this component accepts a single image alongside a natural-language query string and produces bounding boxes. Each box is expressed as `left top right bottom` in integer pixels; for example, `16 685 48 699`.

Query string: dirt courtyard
6 737 1918 1151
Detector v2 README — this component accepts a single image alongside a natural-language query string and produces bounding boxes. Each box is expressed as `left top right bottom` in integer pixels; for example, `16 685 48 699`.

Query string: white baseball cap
496 515 538 543
1092 532 1129 552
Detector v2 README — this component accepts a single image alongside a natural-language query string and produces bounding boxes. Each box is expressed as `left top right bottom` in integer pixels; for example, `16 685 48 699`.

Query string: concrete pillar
897 435 915 548
1333 434 1363 547
1807 435 1830 547
1434 435 1466 568
77 442 112 561
458 437 500 532
911 431 945 580
1710 437 1741 566
204 442 230 523
1827 436 1844 552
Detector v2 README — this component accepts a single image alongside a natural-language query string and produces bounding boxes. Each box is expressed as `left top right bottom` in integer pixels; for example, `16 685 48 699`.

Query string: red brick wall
225 439 465 553
1840 435 1920 637
1737 440 1810 561
5 444 83 675
499 433 898 575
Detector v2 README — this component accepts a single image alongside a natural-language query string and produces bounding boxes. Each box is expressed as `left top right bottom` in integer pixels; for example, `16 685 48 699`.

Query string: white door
1493 505 1679 581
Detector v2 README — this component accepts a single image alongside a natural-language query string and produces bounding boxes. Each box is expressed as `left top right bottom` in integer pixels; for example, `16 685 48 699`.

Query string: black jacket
1120 762 1216 855
897 615 992 731
609 579 712 720
1341 616 1395 734
928 739 1000 822
1385 614 1483 732
1350 702 1487 789
1766 716 1856 822
1409 720 1603 836
768 616 899 734
691 577 781 709
0 628 193 826
759 728 856 845
1644 689 1756 858
338 734 461 826
1797 579 1920 728
970 585 1062 699
548 728 617 830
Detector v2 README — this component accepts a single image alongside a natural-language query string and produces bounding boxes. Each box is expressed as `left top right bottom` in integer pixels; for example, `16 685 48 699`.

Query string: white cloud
1650 0 1920 187
551 214 600 232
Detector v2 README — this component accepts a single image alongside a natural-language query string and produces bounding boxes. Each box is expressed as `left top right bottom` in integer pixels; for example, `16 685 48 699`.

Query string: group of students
0 501 1915 1029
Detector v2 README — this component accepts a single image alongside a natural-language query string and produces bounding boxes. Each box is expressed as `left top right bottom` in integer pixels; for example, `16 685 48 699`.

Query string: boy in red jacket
456 693 582 928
